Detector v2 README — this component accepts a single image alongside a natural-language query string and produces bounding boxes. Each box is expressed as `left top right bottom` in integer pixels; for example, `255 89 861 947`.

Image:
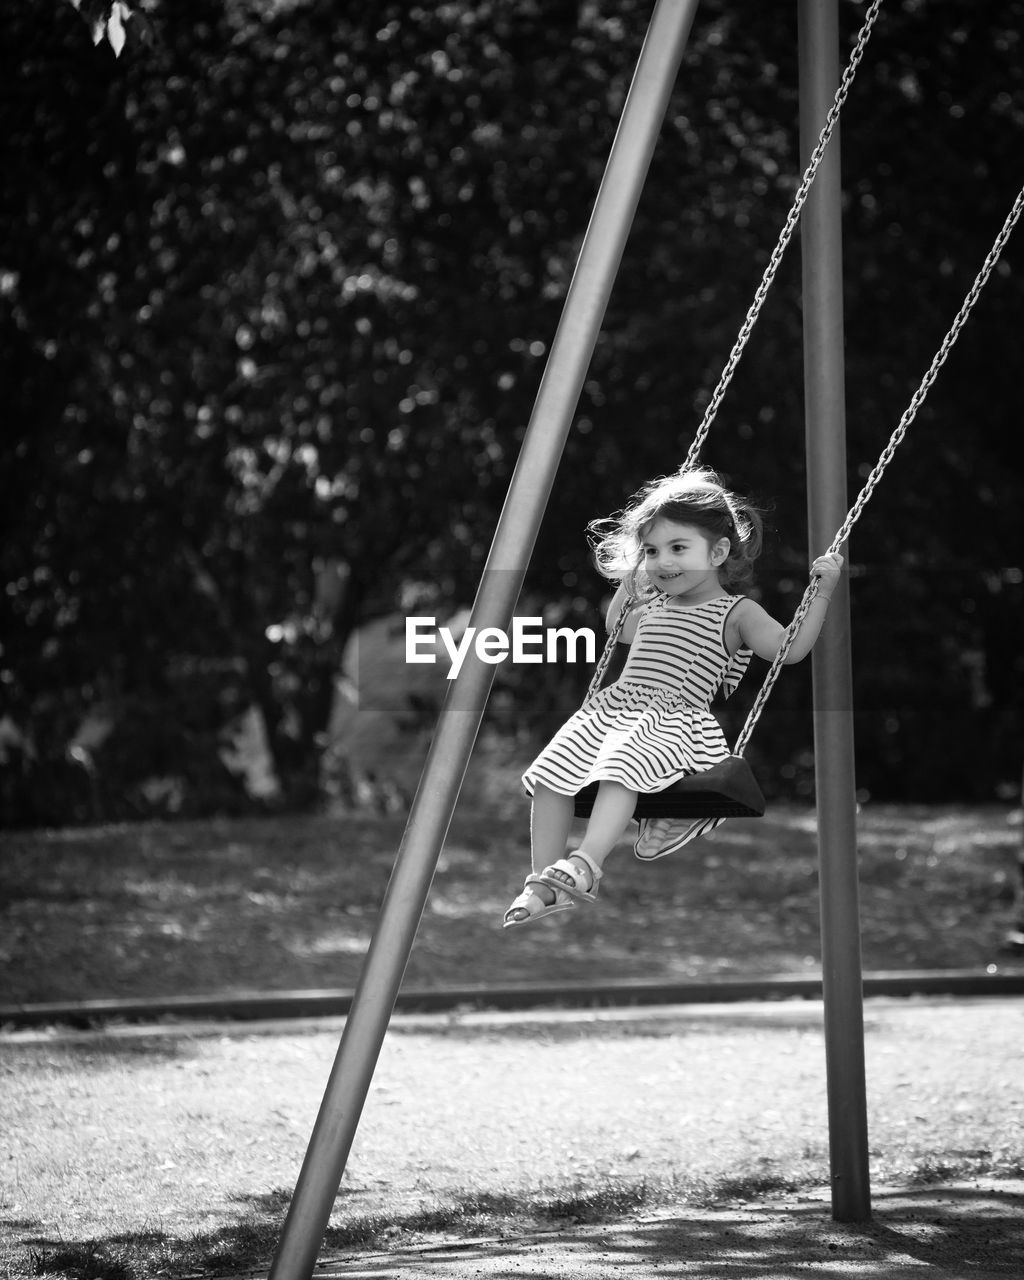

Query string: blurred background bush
2 0 1021 825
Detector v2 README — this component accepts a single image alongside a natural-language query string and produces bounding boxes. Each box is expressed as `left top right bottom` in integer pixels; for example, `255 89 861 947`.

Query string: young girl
503 465 842 928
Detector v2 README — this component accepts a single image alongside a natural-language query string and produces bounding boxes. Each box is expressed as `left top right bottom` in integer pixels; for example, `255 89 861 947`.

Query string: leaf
107 2 129 57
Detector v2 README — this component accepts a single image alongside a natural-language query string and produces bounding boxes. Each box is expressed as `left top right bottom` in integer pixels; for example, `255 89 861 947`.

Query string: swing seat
572 755 767 821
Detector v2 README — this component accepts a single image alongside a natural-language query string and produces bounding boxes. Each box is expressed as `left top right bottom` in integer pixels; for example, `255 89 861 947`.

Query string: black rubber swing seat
572 754 767 821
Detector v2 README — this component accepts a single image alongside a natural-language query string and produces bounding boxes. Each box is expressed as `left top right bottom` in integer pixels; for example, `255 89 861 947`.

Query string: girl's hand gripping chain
810 552 843 600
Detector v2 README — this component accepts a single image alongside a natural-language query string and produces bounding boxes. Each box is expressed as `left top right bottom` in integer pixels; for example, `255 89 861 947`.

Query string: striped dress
522 593 753 855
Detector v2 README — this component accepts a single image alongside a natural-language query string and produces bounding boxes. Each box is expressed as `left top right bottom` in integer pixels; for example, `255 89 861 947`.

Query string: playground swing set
267 2 1024 1277
576 169 1024 822
571 0 1023 827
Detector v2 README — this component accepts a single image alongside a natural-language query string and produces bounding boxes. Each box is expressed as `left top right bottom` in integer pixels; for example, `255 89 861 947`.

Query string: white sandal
534 850 603 905
502 874 575 929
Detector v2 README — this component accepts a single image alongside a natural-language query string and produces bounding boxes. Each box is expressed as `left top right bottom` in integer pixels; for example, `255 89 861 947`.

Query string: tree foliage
2 0 1022 824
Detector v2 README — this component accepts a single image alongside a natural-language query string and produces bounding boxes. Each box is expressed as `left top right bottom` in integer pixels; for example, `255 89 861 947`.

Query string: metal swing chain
732 179 1024 759
584 599 629 699
583 1 885 703
683 0 884 472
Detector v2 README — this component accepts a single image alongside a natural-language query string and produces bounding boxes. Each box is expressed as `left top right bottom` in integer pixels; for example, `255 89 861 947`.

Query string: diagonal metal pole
267 3 701 1276
798 0 872 1222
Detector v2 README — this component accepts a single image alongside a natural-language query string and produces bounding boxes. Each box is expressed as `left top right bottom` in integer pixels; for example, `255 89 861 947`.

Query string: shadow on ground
305 1181 1024 1280
19 1180 1024 1279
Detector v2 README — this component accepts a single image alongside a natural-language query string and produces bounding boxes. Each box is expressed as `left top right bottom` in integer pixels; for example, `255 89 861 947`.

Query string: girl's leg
538 780 637 898
503 784 575 925
580 781 637 868
506 781 637 925
530 783 575 875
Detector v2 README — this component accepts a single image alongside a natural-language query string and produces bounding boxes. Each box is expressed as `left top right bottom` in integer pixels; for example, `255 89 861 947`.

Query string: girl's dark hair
588 465 764 594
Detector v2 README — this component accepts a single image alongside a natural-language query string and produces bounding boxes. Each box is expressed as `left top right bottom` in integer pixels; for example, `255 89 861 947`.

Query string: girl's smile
641 518 729 601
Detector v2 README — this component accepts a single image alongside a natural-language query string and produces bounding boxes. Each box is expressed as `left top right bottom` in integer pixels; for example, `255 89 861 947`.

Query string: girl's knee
597 780 634 798
533 782 572 806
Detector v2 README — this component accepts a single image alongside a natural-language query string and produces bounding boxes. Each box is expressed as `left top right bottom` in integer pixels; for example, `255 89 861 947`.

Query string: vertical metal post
267 3 700 1276
1009 763 1024 948
798 0 871 1222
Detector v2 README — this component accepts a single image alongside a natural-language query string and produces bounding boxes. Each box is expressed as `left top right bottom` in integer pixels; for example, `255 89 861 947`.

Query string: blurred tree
1 0 1021 822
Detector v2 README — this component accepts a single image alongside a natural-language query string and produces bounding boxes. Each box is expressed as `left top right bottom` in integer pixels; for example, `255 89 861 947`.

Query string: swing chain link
593 180 1023 735
584 597 630 700
733 178 1024 758
586 1 885 704
683 0 884 472
585 5 1023 758
732 581 818 758
586 2 885 705
825 180 1024 560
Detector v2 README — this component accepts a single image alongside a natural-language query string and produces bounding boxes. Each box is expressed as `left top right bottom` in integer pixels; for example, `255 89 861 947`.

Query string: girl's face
640 519 729 600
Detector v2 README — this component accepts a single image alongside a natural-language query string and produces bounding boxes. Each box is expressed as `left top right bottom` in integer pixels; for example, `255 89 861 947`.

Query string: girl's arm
734 553 844 664
605 580 642 643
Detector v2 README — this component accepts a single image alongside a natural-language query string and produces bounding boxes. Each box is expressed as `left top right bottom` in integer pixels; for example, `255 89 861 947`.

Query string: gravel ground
4 995 1024 1279
302 1177 1024 1279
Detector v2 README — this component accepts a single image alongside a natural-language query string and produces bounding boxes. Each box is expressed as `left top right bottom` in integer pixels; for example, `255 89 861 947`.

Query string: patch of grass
535 1182 651 1223
908 1157 976 1187
699 1169 808 1205
24 1220 279 1280
906 1151 1024 1187
2 801 1021 1010
330 1183 658 1247
26 1158 985 1280
14 1183 660 1280
29 1247 122 1280
10 1152 1024 1280
0 1162 828 1279
29 1234 171 1280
